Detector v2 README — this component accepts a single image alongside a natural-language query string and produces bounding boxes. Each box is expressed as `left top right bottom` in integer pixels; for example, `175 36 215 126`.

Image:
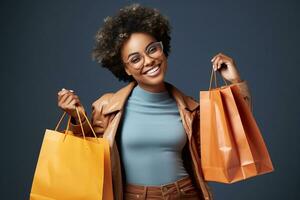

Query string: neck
137 81 167 93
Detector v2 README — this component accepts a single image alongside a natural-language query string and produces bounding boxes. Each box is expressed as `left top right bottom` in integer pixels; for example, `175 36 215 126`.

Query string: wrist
71 115 86 125
75 115 86 123
231 77 243 84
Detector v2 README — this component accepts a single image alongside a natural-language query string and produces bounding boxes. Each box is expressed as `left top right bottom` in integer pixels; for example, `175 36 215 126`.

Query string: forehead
121 32 156 56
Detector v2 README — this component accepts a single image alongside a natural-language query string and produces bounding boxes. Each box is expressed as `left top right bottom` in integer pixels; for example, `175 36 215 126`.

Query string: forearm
230 79 253 112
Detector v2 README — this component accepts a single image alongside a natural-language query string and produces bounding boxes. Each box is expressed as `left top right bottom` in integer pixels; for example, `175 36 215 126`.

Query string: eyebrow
127 41 156 59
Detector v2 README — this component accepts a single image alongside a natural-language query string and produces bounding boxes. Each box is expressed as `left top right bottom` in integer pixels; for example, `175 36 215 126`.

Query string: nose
143 53 156 67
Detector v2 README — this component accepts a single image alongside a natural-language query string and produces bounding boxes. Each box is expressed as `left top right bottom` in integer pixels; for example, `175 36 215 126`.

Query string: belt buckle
160 182 170 193
160 185 168 193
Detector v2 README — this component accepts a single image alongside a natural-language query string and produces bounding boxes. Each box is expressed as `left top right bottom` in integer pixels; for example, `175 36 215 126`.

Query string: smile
143 64 161 77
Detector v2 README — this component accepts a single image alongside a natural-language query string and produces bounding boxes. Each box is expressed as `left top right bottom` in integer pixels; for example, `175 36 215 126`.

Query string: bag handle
54 106 99 143
208 66 229 90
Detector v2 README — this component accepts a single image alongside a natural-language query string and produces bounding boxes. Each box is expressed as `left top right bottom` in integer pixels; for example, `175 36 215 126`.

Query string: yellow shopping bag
30 107 114 200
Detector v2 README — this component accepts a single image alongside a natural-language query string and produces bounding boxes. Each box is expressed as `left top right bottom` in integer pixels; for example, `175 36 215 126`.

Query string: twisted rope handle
54 106 99 144
208 66 229 90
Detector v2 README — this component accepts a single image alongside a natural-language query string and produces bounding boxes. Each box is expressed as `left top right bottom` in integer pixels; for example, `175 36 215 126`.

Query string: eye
129 55 141 64
147 46 158 54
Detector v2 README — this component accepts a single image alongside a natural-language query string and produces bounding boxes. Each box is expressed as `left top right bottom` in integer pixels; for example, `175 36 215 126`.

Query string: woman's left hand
211 53 242 83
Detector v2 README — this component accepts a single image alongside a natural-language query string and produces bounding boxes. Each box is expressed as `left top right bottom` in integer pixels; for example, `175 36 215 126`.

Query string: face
121 32 168 92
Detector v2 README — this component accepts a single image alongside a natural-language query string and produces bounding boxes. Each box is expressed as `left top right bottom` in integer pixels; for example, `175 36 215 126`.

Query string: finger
58 91 70 102
63 94 75 106
211 54 219 62
59 88 67 93
220 53 234 64
219 52 230 59
58 93 68 104
211 56 216 62
216 58 225 70
59 93 73 105
72 97 80 106
58 89 69 96
68 99 79 109
58 90 76 101
213 56 221 71
58 92 67 102
58 88 74 95
211 57 217 70
71 95 80 104
212 53 223 61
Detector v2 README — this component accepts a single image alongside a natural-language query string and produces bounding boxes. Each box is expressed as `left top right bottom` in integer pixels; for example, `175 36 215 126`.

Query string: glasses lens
147 42 163 58
128 54 143 69
127 42 163 69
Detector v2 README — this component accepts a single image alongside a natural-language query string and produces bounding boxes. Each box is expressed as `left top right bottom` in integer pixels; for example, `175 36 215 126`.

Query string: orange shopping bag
199 68 274 183
30 107 114 200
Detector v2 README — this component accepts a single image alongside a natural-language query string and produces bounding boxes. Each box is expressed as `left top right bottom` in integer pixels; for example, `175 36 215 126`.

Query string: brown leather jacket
69 80 252 200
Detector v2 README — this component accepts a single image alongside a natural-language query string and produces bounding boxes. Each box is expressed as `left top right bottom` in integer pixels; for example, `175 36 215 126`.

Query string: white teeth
146 66 159 75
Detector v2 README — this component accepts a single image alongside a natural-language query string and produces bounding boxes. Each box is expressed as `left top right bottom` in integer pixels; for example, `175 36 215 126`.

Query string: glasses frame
123 41 164 70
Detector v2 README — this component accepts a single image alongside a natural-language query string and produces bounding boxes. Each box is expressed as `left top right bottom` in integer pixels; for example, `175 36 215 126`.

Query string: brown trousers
124 175 202 200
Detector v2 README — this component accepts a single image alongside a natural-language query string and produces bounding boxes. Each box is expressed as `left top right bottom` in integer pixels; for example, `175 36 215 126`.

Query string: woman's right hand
57 88 86 123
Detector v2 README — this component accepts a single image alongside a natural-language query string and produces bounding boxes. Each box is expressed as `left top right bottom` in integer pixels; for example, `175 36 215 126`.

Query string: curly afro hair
91 3 172 82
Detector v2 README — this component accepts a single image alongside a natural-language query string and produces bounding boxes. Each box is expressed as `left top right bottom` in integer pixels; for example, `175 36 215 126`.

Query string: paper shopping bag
199 69 274 183
30 107 114 200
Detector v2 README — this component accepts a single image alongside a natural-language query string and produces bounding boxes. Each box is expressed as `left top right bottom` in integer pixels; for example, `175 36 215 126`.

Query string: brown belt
124 175 202 199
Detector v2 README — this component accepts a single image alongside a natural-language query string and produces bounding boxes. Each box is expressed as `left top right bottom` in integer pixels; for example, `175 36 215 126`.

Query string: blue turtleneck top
118 84 189 186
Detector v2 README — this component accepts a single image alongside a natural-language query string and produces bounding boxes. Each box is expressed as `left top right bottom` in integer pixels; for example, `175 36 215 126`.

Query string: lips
143 64 161 74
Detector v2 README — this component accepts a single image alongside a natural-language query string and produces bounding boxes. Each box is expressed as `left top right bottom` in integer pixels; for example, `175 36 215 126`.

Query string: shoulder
91 92 115 110
165 81 199 112
92 82 136 114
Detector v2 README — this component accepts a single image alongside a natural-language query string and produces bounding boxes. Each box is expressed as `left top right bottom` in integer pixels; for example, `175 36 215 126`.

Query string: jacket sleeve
230 80 253 112
69 93 113 138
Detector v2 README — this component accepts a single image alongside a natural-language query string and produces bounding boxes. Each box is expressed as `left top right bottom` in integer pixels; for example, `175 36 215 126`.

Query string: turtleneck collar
131 84 171 103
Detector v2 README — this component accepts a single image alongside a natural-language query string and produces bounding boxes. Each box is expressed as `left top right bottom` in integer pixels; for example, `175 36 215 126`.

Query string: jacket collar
103 80 199 115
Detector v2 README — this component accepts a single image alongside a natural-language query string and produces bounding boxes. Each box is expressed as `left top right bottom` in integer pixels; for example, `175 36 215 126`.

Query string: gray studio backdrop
1 0 299 199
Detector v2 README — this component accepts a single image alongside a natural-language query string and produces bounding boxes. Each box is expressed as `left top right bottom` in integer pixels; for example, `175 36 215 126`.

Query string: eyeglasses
123 41 164 70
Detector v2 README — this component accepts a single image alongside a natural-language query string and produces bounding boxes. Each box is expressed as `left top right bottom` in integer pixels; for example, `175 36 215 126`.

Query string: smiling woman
121 33 168 92
56 3 253 200
91 3 171 85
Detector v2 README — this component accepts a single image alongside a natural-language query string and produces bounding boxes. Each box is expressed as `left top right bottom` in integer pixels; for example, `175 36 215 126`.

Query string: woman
57 4 252 200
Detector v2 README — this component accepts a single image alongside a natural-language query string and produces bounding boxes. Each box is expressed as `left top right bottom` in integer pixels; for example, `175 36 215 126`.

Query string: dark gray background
1 0 299 199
